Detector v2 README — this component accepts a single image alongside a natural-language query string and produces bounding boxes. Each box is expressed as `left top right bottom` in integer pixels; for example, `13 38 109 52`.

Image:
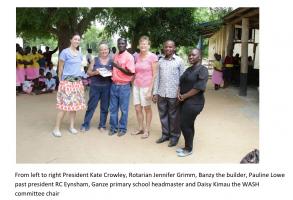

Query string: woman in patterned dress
52 33 86 137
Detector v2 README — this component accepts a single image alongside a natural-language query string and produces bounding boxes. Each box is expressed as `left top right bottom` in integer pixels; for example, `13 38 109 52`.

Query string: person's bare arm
87 59 100 77
58 59 64 80
178 88 200 101
112 62 134 76
146 61 158 100
50 46 59 54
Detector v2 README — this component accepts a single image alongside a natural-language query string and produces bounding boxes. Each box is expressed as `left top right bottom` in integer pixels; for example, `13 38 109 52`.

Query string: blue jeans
109 83 131 133
82 84 111 129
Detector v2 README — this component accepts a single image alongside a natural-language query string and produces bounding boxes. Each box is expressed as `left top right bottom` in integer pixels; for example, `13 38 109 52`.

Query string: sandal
131 130 143 135
141 131 150 139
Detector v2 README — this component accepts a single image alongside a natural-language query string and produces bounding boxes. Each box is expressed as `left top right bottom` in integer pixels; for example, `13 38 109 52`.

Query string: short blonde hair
139 36 151 46
98 42 109 50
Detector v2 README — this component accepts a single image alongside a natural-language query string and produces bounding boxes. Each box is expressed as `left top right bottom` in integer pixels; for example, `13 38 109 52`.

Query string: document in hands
96 67 112 77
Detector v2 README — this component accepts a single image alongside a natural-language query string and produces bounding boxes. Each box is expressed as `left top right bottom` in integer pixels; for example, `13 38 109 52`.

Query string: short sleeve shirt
213 60 222 70
153 54 186 98
45 78 56 90
179 65 209 105
134 52 158 87
112 51 135 84
16 53 24 69
23 54 33 68
59 48 83 80
32 53 44 68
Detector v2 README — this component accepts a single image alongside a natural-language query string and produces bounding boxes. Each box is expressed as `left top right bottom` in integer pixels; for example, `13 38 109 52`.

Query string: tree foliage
102 8 200 49
81 26 113 54
16 7 233 53
16 8 106 51
193 7 232 23
102 8 232 50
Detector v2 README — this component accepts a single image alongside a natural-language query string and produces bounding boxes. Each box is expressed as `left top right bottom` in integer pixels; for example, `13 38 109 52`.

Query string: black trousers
180 102 204 151
157 96 181 141
223 67 233 85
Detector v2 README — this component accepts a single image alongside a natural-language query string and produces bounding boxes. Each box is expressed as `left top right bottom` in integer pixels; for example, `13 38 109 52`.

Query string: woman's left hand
178 94 185 101
112 62 119 68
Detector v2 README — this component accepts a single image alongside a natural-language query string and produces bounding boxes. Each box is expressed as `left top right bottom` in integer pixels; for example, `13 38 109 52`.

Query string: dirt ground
16 81 259 164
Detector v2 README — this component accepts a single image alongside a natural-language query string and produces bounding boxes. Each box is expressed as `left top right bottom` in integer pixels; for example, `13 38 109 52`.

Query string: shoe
80 126 89 132
68 128 78 134
176 148 185 153
98 127 107 133
177 150 193 157
117 131 127 137
52 129 62 137
131 130 143 135
156 136 169 144
168 140 178 147
141 131 150 139
108 130 117 136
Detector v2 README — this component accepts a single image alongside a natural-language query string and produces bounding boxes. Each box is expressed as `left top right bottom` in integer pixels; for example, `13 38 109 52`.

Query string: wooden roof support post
225 23 234 57
239 17 249 96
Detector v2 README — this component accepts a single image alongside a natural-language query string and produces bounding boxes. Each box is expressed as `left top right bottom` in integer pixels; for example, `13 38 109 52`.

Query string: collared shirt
45 78 56 90
179 65 209 105
153 54 186 98
112 51 135 84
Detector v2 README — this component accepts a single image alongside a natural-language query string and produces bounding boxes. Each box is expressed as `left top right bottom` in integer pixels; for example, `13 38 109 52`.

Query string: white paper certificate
96 67 112 77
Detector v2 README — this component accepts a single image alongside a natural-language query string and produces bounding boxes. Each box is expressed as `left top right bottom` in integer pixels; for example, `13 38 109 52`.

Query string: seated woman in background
36 68 46 90
35 71 56 95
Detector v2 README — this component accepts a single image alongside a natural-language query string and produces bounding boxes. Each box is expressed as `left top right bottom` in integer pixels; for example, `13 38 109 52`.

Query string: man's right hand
152 95 158 103
112 62 119 68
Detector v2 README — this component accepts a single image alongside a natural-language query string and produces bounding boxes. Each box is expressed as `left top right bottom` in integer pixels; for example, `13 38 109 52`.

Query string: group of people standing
16 44 59 94
51 32 208 157
211 52 241 90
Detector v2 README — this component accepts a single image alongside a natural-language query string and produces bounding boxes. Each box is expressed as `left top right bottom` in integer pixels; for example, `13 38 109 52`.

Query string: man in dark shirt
43 46 58 65
177 48 208 157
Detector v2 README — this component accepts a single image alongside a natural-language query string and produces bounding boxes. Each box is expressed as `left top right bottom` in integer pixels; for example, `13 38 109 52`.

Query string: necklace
69 48 78 57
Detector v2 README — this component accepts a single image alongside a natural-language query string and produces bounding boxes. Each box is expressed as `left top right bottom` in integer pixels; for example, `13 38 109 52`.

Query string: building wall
208 26 227 60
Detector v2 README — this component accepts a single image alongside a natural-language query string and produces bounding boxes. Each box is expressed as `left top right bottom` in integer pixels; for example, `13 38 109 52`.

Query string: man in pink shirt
109 38 135 136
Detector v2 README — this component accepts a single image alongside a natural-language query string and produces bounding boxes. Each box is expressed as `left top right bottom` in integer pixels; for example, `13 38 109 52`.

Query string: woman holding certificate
80 42 113 132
